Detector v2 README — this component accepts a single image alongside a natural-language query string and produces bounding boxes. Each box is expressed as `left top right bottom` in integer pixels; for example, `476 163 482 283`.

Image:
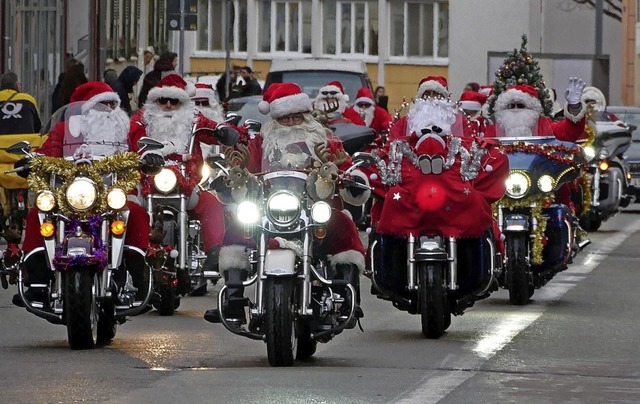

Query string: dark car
225 95 269 126
611 106 640 201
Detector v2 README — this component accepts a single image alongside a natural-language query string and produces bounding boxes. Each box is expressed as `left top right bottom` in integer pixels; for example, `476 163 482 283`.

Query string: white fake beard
313 95 348 114
81 108 130 155
261 118 328 165
494 108 540 137
143 102 197 155
196 104 224 122
358 105 375 127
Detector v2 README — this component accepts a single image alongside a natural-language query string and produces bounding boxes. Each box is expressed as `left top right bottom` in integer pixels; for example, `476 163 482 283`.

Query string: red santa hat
459 91 487 112
416 76 449 99
146 73 192 104
494 84 542 113
354 87 375 106
479 85 494 97
70 81 120 114
258 82 313 118
192 83 217 101
318 80 349 102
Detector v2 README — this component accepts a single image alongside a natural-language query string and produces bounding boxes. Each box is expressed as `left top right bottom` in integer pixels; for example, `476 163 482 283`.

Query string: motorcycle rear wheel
264 277 297 367
506 234 532 305
65 270 99 349
418 262 448 339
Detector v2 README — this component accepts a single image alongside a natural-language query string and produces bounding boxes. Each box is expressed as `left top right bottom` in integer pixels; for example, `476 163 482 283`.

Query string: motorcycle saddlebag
540 204 571 267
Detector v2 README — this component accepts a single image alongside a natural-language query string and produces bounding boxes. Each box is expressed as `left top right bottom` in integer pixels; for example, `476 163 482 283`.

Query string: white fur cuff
328 250 365 272
219 245 249 271
339 170 371 206
564 101 587 123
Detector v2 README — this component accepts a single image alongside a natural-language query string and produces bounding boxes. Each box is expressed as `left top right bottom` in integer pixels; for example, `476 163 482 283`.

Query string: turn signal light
40 222 55 238
110 220 126 236
314 227 327 239
598 161 609 171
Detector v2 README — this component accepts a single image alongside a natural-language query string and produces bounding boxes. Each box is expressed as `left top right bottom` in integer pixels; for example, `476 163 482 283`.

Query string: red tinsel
499 142 584 168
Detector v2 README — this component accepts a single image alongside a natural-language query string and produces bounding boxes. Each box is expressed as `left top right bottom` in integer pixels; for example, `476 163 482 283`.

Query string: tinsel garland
580 125 597 213
372 137 485 185
52 214 108 271
495 195 552 264
28 152 140 219
141 159 199 196
498 142 583 168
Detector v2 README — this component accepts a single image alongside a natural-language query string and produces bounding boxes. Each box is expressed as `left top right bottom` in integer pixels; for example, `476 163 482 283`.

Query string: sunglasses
158 97 180 106
100 100 118 109
321 91 339 96
507 103 526 109
357 102 372 108
194 100 210 107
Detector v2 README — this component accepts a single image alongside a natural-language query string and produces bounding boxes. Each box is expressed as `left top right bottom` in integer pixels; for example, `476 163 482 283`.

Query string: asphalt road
1 209 640 403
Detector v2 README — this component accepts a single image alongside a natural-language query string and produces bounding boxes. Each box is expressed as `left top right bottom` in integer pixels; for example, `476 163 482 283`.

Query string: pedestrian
0 72 41 134
143 48 155 74
215 65 242 102
346 87 392 135
373 85 388 111
463 82 480 93
109 65 143 115
137 51 178 106
239 66 262 96
51 58 88 113
103 68 118 87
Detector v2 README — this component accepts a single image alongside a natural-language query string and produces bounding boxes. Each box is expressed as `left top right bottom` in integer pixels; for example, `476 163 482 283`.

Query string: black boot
335 263 364 327
202 246 221 278
204 267 247 324
125 253 148 301
12 253 51 308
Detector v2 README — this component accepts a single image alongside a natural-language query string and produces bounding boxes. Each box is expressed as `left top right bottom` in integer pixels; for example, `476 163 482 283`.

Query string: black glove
14 157 31 179
140 153 164 175
215 125 240 146
346 175 367 197
244 120 261 132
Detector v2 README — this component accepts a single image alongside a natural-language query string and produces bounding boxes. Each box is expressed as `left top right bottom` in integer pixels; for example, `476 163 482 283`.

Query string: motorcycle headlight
66 177 97 211
35 190 55 212
199 163 211 186
107 188 127 210
505 171 530 199
266 191 301 228
597 148 610 160
583 146 595 161
153 168 178 193
537 175 555 193
311 201 332 224
237 201 259 224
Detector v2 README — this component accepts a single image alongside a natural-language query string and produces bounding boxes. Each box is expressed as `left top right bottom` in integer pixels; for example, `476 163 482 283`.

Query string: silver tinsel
373 137 487 185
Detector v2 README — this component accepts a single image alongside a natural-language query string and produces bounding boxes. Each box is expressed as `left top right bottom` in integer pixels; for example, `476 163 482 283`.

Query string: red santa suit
366 99 508 239
23 81 149 253
128 74 228 252
346 87 392 136
313 80 366 126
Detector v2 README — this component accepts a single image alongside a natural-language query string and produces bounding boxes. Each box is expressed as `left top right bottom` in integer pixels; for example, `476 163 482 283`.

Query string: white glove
564 77 586 105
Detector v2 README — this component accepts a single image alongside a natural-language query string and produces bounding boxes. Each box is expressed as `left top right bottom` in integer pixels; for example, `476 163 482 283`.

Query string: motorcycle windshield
491 111 555 139
261 139 316 172
262 170 307 198
41 101 131 158
592 121 632 158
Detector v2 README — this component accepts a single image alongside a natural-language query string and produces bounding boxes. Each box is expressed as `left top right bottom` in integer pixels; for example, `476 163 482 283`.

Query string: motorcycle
213 144 367 366
140 119 239 313
580 114 634 231
494 119 591 305
2 102 161 349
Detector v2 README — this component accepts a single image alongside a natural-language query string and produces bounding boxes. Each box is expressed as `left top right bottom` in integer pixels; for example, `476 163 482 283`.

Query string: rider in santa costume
346 86 392 137
129 73 242 283
313 80 366 126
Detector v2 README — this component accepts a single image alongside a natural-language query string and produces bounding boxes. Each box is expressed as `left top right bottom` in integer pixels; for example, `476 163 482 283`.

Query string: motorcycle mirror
216 125 240 146
628 124 637 135
6 141 31 155
137 137 164 152
351 152 375 168
224 112 242 126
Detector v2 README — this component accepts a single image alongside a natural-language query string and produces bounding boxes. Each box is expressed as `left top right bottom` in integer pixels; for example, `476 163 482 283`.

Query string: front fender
263 249 297 276
504 213 530 232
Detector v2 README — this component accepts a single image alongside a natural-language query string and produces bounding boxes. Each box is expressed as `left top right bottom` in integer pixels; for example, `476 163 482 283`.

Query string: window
196 0 247 52
323 1 378 56
106 0 168 60
390 0 448 59
258 1 311 54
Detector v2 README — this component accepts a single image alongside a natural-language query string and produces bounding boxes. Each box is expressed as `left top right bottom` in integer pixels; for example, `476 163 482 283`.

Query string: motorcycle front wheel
418 262 448 339
65 270 99 349
506 233 533 305
264 277 297 367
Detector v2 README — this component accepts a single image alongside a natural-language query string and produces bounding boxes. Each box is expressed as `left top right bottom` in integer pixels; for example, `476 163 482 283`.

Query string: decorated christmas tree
487 34 553 119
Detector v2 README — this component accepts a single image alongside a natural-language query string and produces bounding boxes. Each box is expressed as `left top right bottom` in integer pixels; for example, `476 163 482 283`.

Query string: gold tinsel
28 152 140 219
495 194 552 265
579 124 597 213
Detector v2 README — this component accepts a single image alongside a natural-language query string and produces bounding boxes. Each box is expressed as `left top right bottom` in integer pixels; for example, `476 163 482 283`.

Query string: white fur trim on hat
328 250 365 272
494 88 542 114
146 85 191 104
354 96 375 106
564 101 588 123
459 100 481 111
269 92 313 118
80 91 120 114
417 81 449 99
219 245 249 271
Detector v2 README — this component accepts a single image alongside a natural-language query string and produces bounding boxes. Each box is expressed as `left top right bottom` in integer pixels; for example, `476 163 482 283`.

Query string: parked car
264 58 373 102
611 106 640 201
225 95 268 125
